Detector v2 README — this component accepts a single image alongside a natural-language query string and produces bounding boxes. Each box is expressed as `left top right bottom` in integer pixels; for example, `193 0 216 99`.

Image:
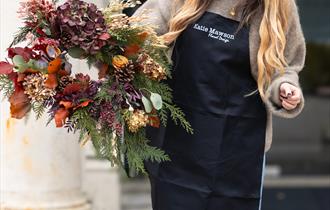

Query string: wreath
0 0 193 176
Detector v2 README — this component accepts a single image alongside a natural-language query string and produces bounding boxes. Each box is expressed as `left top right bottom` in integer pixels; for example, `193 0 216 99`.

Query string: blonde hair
162 0 290 100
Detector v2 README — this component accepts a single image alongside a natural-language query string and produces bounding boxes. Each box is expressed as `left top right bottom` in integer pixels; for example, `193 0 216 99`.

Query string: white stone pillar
0 0 90 209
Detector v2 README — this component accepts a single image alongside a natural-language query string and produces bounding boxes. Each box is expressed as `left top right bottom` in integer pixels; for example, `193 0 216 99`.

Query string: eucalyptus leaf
33 60 48 70
46 45 58 58
68 47 86 59
13 55 28 72
44 28 51 36
13 55 26 66
150 92 163 110
64 61 72 74
142 95 153 113
30 60 48 73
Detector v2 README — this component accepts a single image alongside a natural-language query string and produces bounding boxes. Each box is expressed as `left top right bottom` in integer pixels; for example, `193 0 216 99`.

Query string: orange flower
112 55 129 69
48 57 62 74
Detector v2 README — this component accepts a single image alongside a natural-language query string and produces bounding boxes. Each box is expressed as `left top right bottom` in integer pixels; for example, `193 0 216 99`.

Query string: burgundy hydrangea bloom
55 0 110 55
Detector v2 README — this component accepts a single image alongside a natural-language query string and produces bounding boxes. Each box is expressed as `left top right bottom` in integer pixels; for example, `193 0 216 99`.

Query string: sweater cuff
264 71 305 118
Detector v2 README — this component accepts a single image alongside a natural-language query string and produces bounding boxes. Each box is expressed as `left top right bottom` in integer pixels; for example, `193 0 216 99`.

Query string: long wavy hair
162 0 290 99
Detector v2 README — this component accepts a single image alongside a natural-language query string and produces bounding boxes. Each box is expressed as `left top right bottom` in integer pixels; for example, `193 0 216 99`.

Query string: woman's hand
279 82 302 110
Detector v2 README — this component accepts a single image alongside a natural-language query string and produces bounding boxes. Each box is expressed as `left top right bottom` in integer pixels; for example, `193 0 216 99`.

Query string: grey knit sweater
133 0 306 152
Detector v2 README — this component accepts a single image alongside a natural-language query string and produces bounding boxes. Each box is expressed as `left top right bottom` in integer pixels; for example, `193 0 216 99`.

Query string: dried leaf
59 101 74 109
54 107 69 127
0 62 14 74
99 33 111 40
63 83 82 95
17 73 26 83
148 115 160 128
148 109 160 128
44 73 58 89
8 47 33 61
74 100 92 110
138 32 149 42
97 63 109 79
124 44 140 57
24 68 41 73
9 89 31 119
57 69 70 77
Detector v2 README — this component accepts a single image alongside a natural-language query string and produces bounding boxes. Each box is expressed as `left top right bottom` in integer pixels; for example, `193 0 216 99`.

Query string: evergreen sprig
132 72 193 133
164 102 194 134
31 101 46 119
109 27 145 47
0 75 14 99
158 107 169 127
123 128 170 174
70 107 122 166
10 26 31 47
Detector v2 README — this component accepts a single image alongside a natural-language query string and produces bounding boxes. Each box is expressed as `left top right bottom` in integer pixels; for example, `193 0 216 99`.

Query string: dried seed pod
23 73 56 103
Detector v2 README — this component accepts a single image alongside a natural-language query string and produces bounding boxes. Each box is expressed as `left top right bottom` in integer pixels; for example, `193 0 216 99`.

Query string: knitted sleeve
132 0 173 35
264 0 306 118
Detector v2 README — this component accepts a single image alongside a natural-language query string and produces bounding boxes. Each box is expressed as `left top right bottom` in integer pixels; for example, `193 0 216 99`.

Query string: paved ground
121 176 330 210
121 178 152 210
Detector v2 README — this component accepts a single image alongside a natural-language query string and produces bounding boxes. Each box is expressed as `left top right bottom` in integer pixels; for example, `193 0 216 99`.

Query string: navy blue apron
145 11 267 210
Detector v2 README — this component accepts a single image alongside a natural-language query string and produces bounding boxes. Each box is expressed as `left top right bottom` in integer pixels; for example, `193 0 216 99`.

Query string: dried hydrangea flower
137 53 166 81
125 110 148 133
55 0 110 55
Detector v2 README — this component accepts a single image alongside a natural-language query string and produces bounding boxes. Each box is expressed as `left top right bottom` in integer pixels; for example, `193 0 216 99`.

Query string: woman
133 0 306 209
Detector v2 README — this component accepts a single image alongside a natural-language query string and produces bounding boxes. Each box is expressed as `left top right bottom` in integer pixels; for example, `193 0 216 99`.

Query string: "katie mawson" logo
192 23 235 43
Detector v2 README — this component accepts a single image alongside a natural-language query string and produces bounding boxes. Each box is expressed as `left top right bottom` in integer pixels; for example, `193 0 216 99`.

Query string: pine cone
114 61 136 83
57 75 74 91
23 73 56 103
137 53 166 81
